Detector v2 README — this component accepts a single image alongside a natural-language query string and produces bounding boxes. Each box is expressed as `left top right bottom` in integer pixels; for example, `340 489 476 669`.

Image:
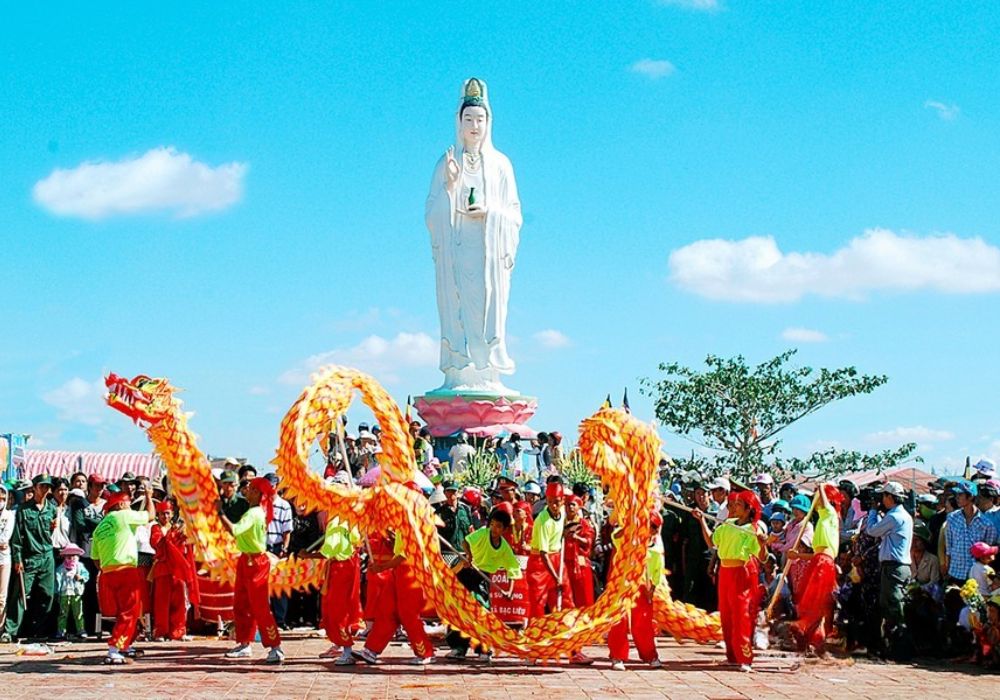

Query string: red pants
152 575 187 640
99 567 144 651
363 569 391 621
607 586 657 662
718 559 760 665
322 555 361 646
234 553 281 648
568 563 595 608
791 553 837 649
527 553 574 617
364 564 432 658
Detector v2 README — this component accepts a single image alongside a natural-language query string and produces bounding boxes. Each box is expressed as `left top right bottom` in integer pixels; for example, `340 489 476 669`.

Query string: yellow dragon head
105 372 175 427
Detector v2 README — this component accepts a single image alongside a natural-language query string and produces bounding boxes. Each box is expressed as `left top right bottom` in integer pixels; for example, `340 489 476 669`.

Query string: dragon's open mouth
105 372 168 427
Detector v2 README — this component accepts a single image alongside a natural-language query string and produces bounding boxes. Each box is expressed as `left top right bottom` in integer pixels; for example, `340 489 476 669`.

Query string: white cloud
780 327 829 343
657 0 721 10
533 329 572 349
924 100 960 121
630 59 676 80
41 377 107 426
248 385 270 396
668 228 1000 302
280 332 437 386
866 426 955 446
33 146 247 219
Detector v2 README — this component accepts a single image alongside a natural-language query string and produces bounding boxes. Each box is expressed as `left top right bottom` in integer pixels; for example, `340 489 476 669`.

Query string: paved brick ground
0 632 995 699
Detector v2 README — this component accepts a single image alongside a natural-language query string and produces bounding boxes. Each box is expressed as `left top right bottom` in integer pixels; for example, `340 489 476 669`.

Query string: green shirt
92 510 150 569
232 506 267 554
320 517 361 561
221 494 250 524
531 509 564 553
465 527 522 579
711 520 761 562
812 502 840 557
11 501 57 565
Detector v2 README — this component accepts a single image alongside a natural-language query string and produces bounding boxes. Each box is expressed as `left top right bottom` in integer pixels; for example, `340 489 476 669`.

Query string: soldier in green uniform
218 470 249 523
5 474 56 641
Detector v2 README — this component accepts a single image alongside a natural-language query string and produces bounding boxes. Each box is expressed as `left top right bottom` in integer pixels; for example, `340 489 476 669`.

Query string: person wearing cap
54 543 89 641
969 542 998 594
944 480 998 585
607 508 665 670
863 481 914 654
694 490 767 671
751 473 776 519
149 500 196 641
974 458 998 481
314 500 363 666
707 477 731 521
522 480 541 507
218 470 250 524
787 485 844 655
448 433 476 475
526 483 572 615
910 522 941 586
495 475 518 506
435 480 474 552
563 495 596 608
91 486 155 664
977 481 1000 534
216 477 285 664
773 494 814 594
4 474 56 642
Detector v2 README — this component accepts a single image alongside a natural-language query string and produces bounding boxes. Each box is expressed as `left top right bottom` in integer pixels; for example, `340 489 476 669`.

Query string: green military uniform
220 494 249 524
5 478 57 640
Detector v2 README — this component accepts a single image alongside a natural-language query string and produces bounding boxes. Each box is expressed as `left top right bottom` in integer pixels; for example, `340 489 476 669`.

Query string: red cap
103 492 130 514
514 501 533 516
462 487 482 509
545 482 565 499
971 542 999 559
88 474 107 485
155 500 173 513
565 494 582 507
492 502 515 517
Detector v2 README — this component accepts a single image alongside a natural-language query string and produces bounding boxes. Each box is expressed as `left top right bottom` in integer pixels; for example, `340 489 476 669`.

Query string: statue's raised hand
445 146 460 191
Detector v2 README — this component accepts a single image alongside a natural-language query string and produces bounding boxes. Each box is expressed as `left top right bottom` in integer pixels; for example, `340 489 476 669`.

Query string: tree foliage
640 349 918 482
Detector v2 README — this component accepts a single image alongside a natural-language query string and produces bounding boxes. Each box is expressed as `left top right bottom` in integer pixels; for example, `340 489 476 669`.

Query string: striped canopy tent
23 450 165 482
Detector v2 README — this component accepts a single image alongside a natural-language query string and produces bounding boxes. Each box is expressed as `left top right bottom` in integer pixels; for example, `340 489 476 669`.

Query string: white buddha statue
425 78 522 394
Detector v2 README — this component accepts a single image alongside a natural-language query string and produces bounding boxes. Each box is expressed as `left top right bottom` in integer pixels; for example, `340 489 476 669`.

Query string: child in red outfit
149 500 197 641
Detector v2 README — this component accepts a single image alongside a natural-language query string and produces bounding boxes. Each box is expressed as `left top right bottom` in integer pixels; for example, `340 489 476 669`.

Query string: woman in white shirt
0 484 16 631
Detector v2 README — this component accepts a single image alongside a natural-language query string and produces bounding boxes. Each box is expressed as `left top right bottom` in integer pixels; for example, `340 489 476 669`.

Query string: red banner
489 570 529 625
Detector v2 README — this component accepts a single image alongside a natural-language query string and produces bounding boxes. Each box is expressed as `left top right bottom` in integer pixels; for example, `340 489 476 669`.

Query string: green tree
640 349 918 483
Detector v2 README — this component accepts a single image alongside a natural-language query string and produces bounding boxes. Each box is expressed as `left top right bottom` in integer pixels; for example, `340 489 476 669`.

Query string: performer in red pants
607 510 663 669
149 500 196 641
317 512 362 665
217 477 284 665
788 485 843 655
526 482 591 664
91 489 155 665
354 524 434 666
694 490 766 671
563 495 595 608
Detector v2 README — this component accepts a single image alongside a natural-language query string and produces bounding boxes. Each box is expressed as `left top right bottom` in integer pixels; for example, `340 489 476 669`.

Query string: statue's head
459 78 489 150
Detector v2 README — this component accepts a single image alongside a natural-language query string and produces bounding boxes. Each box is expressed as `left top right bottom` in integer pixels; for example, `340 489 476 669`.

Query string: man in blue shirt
944 479 998 585
864 481 913 655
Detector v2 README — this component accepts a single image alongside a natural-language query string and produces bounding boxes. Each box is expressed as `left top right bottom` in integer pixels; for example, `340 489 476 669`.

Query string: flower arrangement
456 449 502 490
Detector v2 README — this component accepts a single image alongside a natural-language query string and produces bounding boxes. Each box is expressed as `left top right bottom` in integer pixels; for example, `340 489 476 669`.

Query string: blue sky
2 1 998 473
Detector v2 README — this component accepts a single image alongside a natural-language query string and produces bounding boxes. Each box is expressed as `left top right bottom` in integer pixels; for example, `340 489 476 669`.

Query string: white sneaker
224 644 252 659
446 648 467 659
611 659 626 671
739 663 753 673
351 648 378 665
104 648 126 665
334 648 356 666
408 655 434 665
649 658 662 668
319 644 342 658
265 646 285 665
